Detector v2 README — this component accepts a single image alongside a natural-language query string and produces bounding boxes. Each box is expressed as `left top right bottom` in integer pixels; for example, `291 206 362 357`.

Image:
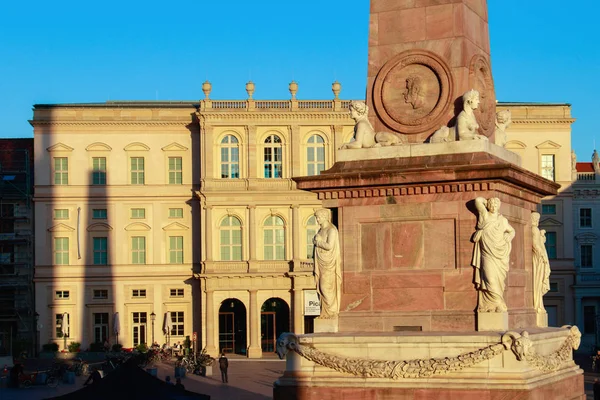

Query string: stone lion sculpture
340 101 405 149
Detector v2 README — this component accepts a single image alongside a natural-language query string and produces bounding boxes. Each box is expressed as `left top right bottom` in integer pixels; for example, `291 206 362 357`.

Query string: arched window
221 135 240 178
263 135 282 178
264 216 285 260
306 135 325 176
220 216 242 261
306 216 319 259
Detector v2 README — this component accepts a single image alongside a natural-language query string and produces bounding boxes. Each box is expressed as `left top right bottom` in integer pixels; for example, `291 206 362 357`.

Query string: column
293 288 304 334
204 290 218 356
291 206 300 261
575 296 583 332
247 290 262 358
248 206 257 261
205 206 213 261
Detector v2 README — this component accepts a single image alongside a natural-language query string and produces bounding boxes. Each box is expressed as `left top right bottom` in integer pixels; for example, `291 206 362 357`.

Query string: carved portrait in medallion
373 50 453 135
469 55 496 137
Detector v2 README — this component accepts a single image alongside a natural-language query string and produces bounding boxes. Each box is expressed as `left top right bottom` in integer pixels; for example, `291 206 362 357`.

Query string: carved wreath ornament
275 326 580 379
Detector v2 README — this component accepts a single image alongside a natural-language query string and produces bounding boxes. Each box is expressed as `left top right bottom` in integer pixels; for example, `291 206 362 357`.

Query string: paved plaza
2 357 600 399
0 358 285 400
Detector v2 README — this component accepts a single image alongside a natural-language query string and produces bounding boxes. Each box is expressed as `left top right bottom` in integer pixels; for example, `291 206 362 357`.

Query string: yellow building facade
31 87 575 356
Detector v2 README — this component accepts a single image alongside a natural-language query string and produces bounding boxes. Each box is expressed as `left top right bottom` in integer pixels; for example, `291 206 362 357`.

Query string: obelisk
367 1 495 143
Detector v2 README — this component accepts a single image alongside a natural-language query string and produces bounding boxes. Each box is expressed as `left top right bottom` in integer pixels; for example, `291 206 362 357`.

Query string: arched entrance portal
261 298 290 353
219 298 247 355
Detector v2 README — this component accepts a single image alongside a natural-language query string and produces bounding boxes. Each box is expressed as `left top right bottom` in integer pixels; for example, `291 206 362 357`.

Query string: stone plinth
294 143 558 333
274 328 584 400
314 317 339 333
477 311 508 332
367 0 496 143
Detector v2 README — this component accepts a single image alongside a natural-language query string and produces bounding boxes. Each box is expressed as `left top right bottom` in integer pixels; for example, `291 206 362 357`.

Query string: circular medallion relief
469 54 495 137
373 50 453 134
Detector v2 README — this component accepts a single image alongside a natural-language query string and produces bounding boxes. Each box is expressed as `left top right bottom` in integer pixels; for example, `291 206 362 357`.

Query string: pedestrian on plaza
594 378 600 400
219 352 229 383
84 367 102 386
175 377 185 391
165 375 174 386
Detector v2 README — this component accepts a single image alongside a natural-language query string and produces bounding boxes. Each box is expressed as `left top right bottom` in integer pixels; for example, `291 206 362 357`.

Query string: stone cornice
198 112 352 123
30 120 190 127
511 119 576 125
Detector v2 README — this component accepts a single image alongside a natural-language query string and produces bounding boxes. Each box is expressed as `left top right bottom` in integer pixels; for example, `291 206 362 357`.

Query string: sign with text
304 290 320 316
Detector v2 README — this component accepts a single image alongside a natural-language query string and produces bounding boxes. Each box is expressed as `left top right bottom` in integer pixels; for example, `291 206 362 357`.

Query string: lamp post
150 312 156 345
34 312 39 357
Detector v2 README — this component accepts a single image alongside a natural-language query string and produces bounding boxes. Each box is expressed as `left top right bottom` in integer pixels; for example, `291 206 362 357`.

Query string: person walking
218 352 228 383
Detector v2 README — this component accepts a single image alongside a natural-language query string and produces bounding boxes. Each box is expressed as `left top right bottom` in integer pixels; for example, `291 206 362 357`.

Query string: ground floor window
93 313 109 343
170 312 184 336
55 314 69 338
584 305 596 334
132 312 147 346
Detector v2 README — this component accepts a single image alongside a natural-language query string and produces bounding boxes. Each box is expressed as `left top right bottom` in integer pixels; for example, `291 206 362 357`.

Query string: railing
255 101 290 109
297 101 333 109
340 100 351 109
577 173 596 181
211 101 247 109
204 261 248 273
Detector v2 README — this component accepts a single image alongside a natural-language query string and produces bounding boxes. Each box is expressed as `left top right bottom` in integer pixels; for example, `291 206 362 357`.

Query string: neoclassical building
31 84 576 356
503 102 576 328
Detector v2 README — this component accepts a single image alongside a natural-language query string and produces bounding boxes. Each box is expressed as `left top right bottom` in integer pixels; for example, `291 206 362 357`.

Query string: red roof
577 162 594 173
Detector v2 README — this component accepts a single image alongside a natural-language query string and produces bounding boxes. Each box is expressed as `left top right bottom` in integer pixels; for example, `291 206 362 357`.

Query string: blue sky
0 0 595 161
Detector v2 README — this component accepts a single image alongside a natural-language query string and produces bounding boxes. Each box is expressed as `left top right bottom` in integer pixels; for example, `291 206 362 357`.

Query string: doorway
132 312 147 346
260 298 289 353
219 298 247 355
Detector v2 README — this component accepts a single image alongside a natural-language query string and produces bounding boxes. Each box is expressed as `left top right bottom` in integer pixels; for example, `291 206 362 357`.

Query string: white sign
304 290 320 316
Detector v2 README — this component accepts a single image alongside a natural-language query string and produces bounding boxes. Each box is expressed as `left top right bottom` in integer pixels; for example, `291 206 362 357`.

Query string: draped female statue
532 212 551 313
313 208 341 319
471 197 515 313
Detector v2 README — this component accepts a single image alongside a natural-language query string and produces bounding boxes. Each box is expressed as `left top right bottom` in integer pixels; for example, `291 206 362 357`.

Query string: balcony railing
577 173 596 181
199 99 350 112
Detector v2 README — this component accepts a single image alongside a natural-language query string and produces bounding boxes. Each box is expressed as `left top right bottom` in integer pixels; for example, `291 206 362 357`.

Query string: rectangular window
170 311 184 336
581 244 593 268
169 208 183 218
93 237 108 265
545 232 557 260
54 157 68 185
55 290 70 299
130 157 145 184
168 157 182 184
549 282 559 293
541 154 555 181
56 313 69 338
170 288 184 298
132 237 146 264
132 289 147 298
584 305 596 334
54 209 69 220
131 208 146 219
93 289 108 299
54 237 69 265
92 209 107 219
93 313 109 343
169 236 183 264
580 208 592 228
541 204 556 215
132 312 147 346
92 157 107 185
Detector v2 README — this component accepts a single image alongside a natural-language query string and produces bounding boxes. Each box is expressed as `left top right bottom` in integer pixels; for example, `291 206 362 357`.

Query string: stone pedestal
537 312 549 328
274 329 584 400
477 312 508 332
295 142 558 333
314 317 338 333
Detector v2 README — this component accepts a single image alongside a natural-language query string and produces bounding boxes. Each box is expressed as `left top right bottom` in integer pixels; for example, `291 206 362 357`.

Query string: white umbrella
163 312 172 334
61 313 69 337
163 312 172 346
113 312 120 344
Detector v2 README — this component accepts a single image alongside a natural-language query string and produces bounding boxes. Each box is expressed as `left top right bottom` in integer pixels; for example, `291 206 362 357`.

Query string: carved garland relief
276 326 581 379
372 50 454 135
